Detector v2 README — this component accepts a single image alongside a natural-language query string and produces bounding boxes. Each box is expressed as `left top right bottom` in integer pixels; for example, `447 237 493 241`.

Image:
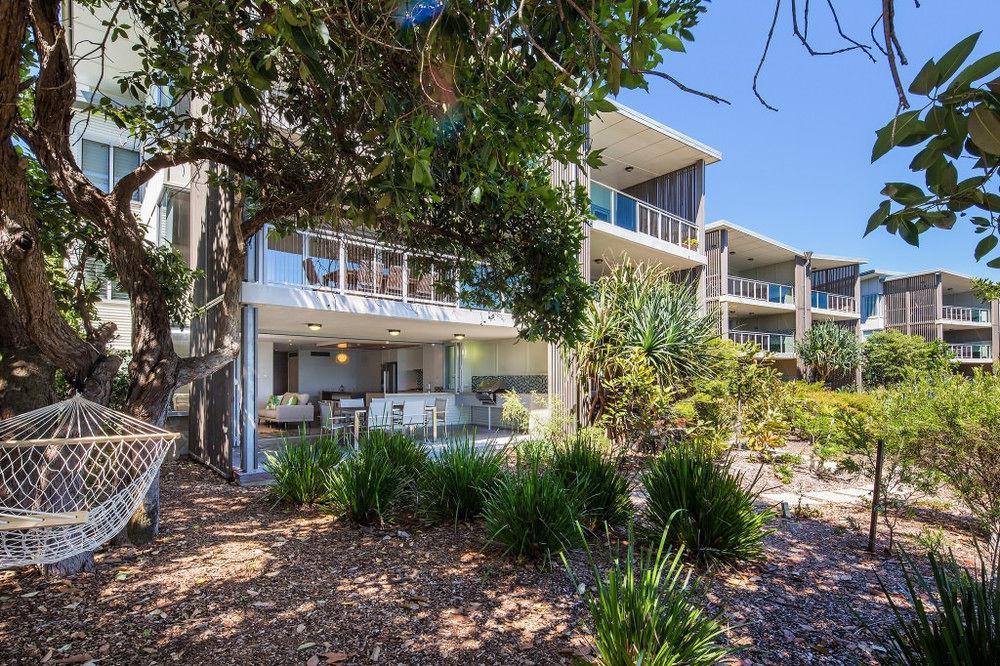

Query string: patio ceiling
255 304 521 345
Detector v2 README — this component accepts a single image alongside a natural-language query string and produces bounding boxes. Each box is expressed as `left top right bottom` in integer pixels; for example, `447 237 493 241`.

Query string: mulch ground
0 449 980 666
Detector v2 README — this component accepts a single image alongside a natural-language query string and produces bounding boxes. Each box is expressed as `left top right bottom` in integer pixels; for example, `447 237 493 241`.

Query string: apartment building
860 269 1000 367
704 221 864 377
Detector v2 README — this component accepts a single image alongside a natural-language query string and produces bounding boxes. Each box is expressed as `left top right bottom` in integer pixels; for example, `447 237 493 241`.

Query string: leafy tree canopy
796 322 861 385
861 329 953 389
867 33 1000 267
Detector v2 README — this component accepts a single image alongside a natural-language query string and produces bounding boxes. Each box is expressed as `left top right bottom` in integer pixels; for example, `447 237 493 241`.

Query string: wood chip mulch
0 451 979 665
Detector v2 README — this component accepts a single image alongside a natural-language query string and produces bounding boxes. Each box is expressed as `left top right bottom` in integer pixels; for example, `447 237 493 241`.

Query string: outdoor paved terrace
589 181 700 251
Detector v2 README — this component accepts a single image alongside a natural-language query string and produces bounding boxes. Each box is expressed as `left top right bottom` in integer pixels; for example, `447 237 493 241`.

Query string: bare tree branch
754 0 782 112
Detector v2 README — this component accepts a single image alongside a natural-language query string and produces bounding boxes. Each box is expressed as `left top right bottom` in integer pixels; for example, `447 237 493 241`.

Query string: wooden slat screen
705 229 723 299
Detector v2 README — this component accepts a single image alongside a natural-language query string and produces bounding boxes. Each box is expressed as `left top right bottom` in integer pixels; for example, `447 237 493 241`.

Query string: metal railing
811 290 857 313
949 342 993 360
727 276 794 304
729 330 795 355
261 226 459 306
589 181 700 251
941 305 991 323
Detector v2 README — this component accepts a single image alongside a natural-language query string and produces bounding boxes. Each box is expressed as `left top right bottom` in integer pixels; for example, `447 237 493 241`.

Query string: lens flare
395 0 444 28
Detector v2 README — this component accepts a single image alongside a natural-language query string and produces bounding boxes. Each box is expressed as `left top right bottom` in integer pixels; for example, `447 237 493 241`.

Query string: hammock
0 394 177 568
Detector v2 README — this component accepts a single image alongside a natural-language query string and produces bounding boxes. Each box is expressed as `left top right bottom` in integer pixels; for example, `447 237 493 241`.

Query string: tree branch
753 0 782 112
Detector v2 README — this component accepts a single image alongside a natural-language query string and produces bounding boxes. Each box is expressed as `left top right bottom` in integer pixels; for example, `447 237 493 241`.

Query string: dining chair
385 265 405 297
302 258 321 286
411 272 434 301
356 260 376 293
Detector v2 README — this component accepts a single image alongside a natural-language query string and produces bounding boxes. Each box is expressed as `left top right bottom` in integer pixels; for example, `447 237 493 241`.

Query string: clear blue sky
615 1 1000 277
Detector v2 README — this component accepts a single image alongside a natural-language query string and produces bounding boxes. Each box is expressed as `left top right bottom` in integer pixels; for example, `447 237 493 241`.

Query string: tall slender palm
574 261 720 426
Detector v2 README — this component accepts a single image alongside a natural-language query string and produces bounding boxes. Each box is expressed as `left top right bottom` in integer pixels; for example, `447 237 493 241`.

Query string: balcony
949 342 993 361
261 227 459 306
589 181 699 252
941 305 991 324
727 276 794 305
811 290 857 314
729 330 795 355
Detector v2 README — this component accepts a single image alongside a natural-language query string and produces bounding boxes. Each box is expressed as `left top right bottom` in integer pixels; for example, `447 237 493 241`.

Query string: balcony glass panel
728 276 793 304
590 182 613 223
729 330 794 354
613 193 636 232
589 181 699 251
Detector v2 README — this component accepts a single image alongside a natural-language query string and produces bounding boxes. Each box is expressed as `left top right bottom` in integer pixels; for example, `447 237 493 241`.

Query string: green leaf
872 111 924 162
975 235 998 261
881 182 927 206
908 58 939 95
470 186 482 204
988 256 1000 269
661 34 685 53
949 51 1000 91
968 104 1000 155
926 158 958 195
865 200 891 236
898 220 920 246
590 98 617 113
935 32 981 85
370 155 392 179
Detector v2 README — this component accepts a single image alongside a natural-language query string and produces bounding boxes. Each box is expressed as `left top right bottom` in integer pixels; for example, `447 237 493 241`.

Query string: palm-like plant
575 261 719 434
796 322 861 385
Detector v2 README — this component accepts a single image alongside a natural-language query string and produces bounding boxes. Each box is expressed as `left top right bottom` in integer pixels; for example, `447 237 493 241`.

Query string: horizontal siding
94 300 133 350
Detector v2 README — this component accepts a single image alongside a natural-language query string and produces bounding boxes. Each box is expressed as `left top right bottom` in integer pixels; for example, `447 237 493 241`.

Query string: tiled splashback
472 375 548 393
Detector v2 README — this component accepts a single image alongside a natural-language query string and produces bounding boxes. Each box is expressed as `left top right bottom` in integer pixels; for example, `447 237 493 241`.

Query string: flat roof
883 268 978 283
608 101 722 165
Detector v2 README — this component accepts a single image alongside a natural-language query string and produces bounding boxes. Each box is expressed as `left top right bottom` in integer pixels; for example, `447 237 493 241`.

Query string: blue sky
615 1 1000 277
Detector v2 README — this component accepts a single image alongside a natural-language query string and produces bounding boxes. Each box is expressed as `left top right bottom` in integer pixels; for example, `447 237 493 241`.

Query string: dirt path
0 454 980 665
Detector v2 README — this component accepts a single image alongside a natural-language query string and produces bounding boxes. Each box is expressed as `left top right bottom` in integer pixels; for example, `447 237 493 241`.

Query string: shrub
263 435 345 506
881 550 1000 664
483 466 580 562
566 531 730 666
419 438 505 524
325 431 427 525
796 322 861 385
861 329 954 388
500 392 531 433
514 438 553 469
550 434 632 529
640 447 772 565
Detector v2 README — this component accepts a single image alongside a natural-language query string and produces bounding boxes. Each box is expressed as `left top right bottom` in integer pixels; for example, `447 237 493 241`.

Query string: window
81 139 143 202
83 259 129 301
159 190 191 264
444 344 459 391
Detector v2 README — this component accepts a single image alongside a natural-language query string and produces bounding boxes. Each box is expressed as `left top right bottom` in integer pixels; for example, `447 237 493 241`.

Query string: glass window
444 344 459 391
82 139 110 192
160 190 191 264
113 147 142 201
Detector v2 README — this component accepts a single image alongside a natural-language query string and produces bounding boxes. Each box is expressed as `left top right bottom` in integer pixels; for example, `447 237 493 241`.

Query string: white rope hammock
0 394 177 568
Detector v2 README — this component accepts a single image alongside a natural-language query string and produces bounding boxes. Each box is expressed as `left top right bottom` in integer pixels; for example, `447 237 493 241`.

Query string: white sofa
259 392 313 426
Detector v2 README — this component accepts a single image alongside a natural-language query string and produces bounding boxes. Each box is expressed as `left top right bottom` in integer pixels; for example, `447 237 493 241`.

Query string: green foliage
550 434 632 529
576 261 719 447
565 531 730 666
67 0 713 344
418 438 505 525
880 550 1000 665
499 392 531 434
325 431 427 525
796 323 861 385
262 435 346 506
868 33 1000 267
862 330 954 388
483 466 580 563
514 438 554 469
640 447 773 565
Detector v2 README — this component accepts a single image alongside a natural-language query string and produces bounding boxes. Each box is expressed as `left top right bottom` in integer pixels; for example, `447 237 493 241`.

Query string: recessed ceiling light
453 333 466 341
307 323 322 331
335 352 349 365
388 329 401 336
624 165 634 172
729 251 736 255
336 342 348 349
747 258 754 262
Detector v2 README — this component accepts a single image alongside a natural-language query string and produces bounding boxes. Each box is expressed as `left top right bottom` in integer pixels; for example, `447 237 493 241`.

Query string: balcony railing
811 290 857 313
941 305 991 323
949 342 993 360
589 181 700 251
727 276 794 304
729 330 795 355
261 226 459 306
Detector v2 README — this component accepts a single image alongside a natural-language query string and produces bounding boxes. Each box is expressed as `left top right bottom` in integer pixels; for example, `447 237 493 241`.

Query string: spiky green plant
640 446 772 565
880 550 1000 664
550 434 632 529
262 435 345 506
483 465 580 563
324 430 427 525
564 528 730 666
418 437 506 525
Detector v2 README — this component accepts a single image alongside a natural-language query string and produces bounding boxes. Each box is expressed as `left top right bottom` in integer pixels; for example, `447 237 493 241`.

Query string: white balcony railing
261 226 459 306
811 290 857 313
589 181 700 251
949 342 992 360
942 305 991 323
729 330 795 355
727 276 794 304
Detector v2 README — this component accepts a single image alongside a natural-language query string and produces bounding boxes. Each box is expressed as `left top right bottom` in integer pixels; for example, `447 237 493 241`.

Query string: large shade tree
0 0 716 569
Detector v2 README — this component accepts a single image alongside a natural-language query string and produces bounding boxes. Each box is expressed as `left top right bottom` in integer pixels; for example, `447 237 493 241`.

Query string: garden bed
0 453 978 665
